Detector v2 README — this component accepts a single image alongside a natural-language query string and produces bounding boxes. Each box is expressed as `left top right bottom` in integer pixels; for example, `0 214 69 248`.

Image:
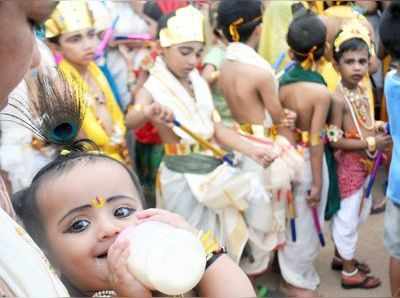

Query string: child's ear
288 49 294 60
324 41 331 56
46 41 62 54
332 59 339 72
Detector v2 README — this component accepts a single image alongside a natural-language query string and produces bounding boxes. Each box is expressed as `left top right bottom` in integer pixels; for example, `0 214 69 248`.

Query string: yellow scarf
58 60 127 162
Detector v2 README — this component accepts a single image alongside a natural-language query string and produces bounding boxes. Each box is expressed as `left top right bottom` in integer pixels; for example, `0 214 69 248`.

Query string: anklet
342 268 359 277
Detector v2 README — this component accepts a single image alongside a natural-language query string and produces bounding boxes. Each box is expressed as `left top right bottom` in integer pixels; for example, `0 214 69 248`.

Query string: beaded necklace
340 82 377 159
340 83 375 131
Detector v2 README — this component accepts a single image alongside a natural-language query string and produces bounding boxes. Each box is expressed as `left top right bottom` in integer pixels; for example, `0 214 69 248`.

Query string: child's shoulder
331 88 346 108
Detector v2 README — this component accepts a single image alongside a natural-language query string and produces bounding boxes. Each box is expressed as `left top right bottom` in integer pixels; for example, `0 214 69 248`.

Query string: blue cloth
98 61 124 110
385 70 400 205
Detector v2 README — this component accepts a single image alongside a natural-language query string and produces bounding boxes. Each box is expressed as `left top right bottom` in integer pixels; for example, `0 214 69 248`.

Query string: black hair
156 12 176 39
333 35 370 62
287 9 326 62
143 0 163 22
13 144 145 254
217 0 263 43
47 36 60 45
380 0 400 61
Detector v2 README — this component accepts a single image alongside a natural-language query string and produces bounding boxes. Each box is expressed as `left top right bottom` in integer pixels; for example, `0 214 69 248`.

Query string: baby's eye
114 207 135 218
67 219 90 233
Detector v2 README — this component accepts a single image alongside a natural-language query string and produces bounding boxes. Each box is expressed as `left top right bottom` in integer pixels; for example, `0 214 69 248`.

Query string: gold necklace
340 83 375 131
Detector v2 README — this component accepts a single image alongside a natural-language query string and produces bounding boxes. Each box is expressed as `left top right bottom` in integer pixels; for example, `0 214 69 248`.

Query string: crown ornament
45 0 94 38
159 5 205 47
334 20 372 52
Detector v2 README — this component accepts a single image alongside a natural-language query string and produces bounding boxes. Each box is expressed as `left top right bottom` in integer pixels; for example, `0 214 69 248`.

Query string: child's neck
341 79 359 91
69 61 89 77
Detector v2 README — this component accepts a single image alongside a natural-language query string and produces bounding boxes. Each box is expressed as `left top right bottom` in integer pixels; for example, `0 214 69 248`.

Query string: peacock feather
0 68 85 145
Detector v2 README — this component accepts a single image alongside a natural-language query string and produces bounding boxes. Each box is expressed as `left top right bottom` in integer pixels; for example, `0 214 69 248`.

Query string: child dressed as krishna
45 0 129 164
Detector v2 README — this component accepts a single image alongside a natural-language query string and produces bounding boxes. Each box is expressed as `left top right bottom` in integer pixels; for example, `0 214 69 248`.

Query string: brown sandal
331 257 371 274
341 270 381 290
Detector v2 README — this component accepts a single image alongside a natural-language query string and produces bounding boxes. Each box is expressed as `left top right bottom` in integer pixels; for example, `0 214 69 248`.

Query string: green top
203 46 234 126
279 63 327 87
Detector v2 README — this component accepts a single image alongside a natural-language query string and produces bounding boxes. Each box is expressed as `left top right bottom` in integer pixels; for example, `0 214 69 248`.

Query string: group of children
0 0 400 297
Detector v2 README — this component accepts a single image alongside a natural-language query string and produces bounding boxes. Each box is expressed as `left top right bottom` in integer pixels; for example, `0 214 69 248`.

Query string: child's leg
384 199 400 296
332 186 380 288
390 257 400 297
278 154 329 295
332 187 367 267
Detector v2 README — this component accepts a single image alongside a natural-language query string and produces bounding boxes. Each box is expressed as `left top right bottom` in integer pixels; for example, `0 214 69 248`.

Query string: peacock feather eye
0 68 85 146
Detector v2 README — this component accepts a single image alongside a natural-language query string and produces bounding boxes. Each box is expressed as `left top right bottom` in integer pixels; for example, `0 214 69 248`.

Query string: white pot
117 221 206 295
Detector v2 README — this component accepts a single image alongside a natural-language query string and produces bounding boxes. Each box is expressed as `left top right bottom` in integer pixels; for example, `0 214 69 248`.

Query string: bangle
326 125 344 143
127 103 144 114
309 132 322 147
205 248 226 270
365 136 376 152
198 230 220 255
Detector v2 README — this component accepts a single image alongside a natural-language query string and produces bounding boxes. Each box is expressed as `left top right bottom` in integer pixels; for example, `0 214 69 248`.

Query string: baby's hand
107 240 152 298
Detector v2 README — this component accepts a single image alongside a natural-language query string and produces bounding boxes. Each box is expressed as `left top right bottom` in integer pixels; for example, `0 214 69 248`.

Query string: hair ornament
229 17 244 42
291 45 318 70
0 69 85 146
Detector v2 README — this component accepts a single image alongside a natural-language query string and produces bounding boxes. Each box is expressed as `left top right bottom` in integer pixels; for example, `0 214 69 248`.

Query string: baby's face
37 159 142 295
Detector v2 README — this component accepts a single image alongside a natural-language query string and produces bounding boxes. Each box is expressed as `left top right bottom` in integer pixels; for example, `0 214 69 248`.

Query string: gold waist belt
239 123 278 138
164 143 208 156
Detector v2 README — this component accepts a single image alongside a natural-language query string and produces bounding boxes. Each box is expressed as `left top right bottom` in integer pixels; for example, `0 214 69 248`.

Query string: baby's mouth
96 252 108 259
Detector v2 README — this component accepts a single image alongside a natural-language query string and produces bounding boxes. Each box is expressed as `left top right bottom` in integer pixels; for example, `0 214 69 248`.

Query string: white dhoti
157 157 280 275
331 178 372 261
278 150 329 290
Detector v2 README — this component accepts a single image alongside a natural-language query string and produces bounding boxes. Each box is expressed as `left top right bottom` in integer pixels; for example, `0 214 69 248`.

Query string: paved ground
256 170 391 297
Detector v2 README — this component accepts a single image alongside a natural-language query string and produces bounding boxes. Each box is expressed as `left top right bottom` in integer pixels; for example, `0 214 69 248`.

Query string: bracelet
127 103 144 114
309 132 322 147
198 230 220 255
205 248 226 270
365 136 376 152
326 125 344 143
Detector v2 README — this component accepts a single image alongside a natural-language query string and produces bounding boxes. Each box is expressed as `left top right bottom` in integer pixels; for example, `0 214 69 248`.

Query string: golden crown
334 20 371 52
159 5 205 47
45 0 94 39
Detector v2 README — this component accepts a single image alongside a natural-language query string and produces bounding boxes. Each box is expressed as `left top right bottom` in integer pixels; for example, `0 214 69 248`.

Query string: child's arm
197 254 256 298
257 70 296 144
328 95 368 151
308 87 331 206
214 122 277 168
202 63 219 85
125 88 174 129
328 95 391 151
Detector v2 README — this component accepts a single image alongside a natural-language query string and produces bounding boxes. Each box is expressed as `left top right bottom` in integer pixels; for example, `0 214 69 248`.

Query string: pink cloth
335 151 369 199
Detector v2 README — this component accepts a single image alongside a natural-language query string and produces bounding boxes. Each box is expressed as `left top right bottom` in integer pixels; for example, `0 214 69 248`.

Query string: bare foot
279 280 321 298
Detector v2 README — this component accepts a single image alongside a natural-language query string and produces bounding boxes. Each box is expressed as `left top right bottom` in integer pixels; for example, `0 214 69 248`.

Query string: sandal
341 269 381 289
371 198 386 215
331 256 371 274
